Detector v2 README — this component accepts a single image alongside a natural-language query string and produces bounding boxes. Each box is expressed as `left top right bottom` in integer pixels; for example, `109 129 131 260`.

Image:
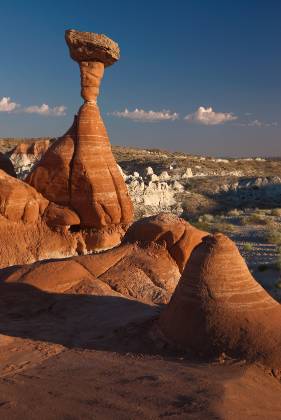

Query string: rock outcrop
158 233 281 369
26 29 133 251
9 140 50 179
0 170 84 268
125 213 207 272
3 241 180 305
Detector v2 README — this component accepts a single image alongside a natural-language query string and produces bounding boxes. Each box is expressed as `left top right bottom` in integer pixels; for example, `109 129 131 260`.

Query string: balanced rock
65 29 120 66
27 29 133 250
159 233 281 369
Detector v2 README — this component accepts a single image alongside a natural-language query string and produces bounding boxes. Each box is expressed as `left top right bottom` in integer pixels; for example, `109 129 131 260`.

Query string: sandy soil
0 283 280 419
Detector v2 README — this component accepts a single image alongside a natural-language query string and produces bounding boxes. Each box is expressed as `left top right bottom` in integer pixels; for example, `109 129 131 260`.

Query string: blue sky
0 0 280 156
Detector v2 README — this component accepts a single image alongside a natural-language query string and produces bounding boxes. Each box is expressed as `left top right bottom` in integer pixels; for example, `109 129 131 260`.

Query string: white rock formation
145 166 154 176
159 171 171 181
182 167 193 178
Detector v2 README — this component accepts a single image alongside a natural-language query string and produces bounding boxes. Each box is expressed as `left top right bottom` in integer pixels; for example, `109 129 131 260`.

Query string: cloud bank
110 108 179 122
247 119 277 127
185 106 237 125
0 97 19 112
24 104 66 116
0 97 66 116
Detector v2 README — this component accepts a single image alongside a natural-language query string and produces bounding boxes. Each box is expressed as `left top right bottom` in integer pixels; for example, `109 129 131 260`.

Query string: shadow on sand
0 282 160 354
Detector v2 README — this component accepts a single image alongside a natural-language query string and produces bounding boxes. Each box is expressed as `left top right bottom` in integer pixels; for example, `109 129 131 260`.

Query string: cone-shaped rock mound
159 233 281 369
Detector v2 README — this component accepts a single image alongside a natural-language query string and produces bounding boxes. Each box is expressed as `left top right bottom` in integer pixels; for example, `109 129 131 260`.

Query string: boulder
65 29 120 66
124 213 207 272
145 167 154 176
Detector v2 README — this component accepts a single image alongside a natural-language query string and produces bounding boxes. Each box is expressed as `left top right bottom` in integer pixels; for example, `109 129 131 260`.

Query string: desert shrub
190 220 211 232
264 229 281 245
198 214 214 223
239 215 249 226
270 208 281 217
227 208 242 217
243 243 253 252
211 222 234 233
247 213 268 225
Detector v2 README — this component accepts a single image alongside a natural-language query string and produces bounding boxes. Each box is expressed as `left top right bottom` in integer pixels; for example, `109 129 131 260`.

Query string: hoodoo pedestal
27 29 133 251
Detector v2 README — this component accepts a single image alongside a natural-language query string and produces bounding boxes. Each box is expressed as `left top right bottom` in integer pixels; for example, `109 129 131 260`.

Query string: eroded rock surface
158 233 281 370
125 212 207 272
3 241 180 305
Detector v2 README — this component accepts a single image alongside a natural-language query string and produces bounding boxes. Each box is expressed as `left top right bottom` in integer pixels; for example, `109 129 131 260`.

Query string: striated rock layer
159 233 281 369
0 170 84 268
3 242 180 305
125 212 207 272
27 29 133 251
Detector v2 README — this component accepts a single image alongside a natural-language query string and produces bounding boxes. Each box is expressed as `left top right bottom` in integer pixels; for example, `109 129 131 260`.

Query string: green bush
247 213 268 225
243 243 253 252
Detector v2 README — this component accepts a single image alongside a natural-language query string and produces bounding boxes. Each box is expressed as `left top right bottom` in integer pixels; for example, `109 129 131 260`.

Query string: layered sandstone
26 29 133 250
0 170 84 267
125 212 207 272
159 233 281 369
3 241 180 304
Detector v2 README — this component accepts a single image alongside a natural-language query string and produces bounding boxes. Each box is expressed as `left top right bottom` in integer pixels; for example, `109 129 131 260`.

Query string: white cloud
237 119 278 127
185 106 237 125
110 108 179 122
0 97 19 112
248 119 262 127
24 104 66 116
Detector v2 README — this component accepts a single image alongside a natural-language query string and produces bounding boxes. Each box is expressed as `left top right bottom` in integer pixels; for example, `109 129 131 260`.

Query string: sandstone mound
159 233 281 369
0 169 49 223
0 170 86 267
0 152 16 177
125 212 207 272
26 120 76 207
3 241 180 304
0 169 79 227
26 30 133 251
